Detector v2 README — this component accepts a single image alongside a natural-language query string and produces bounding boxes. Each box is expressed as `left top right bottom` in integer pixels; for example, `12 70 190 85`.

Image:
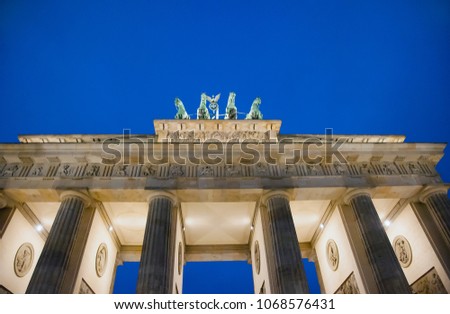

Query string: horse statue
225 92 237 120
174 98 190 120
197 93 210 119
245 97 263 120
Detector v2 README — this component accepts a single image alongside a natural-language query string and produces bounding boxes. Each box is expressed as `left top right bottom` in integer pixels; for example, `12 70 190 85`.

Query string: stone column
411 186 450 278
260 191 309 294
340 190 410 293
136 193 177 294
26 191 93 294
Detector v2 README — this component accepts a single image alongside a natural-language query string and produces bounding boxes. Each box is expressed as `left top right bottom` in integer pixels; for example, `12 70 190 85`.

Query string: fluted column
340 190 410 293
411 186 450 278
260 191 309 293
137 193 177 294
26 191 93 294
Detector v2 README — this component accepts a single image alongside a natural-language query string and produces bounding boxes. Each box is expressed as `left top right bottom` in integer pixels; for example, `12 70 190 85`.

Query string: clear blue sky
1 1 449 293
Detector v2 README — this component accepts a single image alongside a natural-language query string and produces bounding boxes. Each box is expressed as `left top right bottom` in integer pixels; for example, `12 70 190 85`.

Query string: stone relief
142 164 157 176
161 130 271 142
408 162 422 174
381 163 397 175
29 165 44 177
199 165 214 177
85 164 100 176
393 235 412 268
335 272 360 294
169 165 184 177
225 165 240 176
166 130 196 142
59 164 75 176
0 161 437 180
254 162 268 175
14 242 34 277
282 165 297 176
326 239 339 271
410 267 447 294
310 164 323 175
333 162 346 175
359 163 374 175
254 241 261 275
0 164 20 177
115 165 128 176
95 243 108 277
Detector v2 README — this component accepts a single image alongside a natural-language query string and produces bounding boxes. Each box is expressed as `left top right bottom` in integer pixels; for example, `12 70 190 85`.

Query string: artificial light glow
384 220 391 227
109 226 113 232
251 225 254 230
319 223 324 229
36 224 43 232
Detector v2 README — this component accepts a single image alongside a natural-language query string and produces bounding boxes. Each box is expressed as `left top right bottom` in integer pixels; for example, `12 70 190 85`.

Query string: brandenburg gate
0 93 449 294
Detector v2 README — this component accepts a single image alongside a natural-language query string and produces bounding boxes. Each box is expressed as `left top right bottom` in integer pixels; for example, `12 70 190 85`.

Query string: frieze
160 130 272 143
0 160 438 180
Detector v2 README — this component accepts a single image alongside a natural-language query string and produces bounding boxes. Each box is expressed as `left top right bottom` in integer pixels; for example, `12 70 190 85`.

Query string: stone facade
0 120 448 294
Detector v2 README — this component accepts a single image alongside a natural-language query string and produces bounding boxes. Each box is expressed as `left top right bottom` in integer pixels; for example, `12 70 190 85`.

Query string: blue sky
1 1 449 293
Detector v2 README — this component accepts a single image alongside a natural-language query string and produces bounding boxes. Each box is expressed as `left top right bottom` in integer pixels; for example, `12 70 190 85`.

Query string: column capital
59 190 92 207
147 191 178 206
419 185 450 203
260 190 290 205
342 188 373 205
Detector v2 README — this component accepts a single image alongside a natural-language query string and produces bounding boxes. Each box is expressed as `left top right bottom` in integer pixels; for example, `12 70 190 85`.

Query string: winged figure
206 94 221 111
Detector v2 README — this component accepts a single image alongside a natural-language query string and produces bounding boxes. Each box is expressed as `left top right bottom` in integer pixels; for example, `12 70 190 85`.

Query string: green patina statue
174 98 190 120
225 92 237 120
197 93 210 120
245 97 263 120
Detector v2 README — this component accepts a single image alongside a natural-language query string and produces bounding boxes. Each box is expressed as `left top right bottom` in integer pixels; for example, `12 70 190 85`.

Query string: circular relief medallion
326 239 339 271
393 235 412 268
254 241 261 275
177 242 183 275
14 243 34 277
95 243 108 277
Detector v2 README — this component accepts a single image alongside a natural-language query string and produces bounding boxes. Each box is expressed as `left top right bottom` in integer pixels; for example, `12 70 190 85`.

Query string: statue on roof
174 98 190 119
197 93 210 120
245 97 263 120
206 94 221 119
225 92 237 120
